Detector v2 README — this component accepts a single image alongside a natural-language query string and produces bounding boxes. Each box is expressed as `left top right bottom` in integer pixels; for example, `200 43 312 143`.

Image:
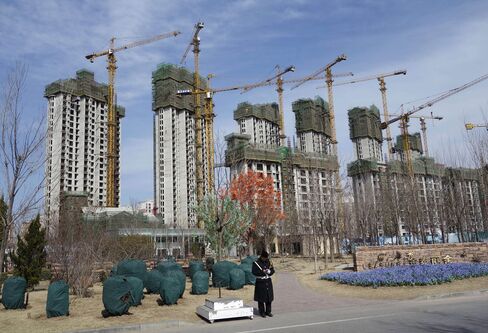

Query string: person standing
252 250 275 318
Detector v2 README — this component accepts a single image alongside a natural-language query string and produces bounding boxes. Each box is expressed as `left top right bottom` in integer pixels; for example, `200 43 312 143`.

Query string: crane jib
380 72 488 129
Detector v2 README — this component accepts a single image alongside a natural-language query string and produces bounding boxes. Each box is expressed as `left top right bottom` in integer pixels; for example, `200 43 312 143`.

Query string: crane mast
86 30 180 207
180 22 206 208
378 78 393 161
326 69 407 161
325 68 338 153
107 38 117 207
204 74 215 192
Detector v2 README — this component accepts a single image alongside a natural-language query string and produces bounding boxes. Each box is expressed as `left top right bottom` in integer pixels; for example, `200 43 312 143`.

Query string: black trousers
258 301 272 315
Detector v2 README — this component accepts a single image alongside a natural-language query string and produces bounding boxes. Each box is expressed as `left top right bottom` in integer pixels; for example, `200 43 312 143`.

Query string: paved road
166 293 488 333
168 272 488 333
79 273 488 333
272 272 378 313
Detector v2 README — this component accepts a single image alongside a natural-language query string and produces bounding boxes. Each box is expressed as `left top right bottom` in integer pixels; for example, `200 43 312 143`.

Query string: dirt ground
0 279 255 333
274 256 488 300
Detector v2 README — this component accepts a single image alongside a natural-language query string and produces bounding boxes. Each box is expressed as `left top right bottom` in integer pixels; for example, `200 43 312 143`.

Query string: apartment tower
152 63 209 228
44 69 124 223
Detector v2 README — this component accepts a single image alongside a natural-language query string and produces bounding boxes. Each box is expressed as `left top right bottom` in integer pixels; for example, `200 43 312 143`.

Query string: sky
1 0 488 206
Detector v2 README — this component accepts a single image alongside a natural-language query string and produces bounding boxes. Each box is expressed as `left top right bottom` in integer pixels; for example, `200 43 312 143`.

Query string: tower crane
242 67 353 146
290 54 347 155
465 122 488 131
241 65 295 146
178 68 351 192
180 22 206 206
288 54 347 254
204 73 215 192
318 70 407 161
183 66 295 193
85 30 180 207
389 113 443 158
380 72 488 177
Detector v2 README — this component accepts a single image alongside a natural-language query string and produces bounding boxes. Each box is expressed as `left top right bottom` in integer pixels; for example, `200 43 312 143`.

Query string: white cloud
2 0 488 203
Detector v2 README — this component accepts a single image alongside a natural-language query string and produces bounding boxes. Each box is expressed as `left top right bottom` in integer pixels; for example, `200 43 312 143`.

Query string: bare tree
0 64 46 272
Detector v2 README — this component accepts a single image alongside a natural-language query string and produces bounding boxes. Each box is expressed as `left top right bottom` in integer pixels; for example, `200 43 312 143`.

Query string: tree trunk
0 229 9 272
322 231 328 268
329 234 335 263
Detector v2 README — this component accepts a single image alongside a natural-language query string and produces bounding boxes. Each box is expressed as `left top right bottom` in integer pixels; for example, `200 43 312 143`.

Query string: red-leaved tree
229 170 284 254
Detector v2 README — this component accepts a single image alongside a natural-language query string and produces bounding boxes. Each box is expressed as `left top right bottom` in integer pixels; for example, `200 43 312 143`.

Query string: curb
416 289 488 300
68 320 196 333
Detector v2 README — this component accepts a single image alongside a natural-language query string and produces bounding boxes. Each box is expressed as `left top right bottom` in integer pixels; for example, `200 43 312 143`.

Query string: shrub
321 263 488 287
40 268 52 281
0 272 8 289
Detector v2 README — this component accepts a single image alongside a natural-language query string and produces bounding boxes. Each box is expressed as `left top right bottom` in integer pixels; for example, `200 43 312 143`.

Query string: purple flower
320 263 488 287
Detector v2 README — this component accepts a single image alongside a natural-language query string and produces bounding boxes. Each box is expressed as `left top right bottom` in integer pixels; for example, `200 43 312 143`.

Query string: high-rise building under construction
347 105 485 243
225 96 340 254
152 63 209 228
44 69 124 224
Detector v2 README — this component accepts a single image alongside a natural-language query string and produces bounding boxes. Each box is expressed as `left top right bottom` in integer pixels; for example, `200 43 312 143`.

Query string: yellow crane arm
290 54 347 90
85 30 180 62
241 65 295 92
178 71 353 95
180 22 204 64
389 113 443 120
243 71 353 93
382 72 488 129
282 72 353 85
317 70 406 88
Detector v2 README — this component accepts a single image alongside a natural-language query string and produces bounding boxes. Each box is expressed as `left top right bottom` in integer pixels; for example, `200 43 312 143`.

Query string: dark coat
252 258 275 302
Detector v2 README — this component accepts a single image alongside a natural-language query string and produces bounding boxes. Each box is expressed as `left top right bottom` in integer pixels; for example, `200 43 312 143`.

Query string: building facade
138 200 155 215
152 63 209 228
347 105 485 244
225 97 340 255
44 69 124 225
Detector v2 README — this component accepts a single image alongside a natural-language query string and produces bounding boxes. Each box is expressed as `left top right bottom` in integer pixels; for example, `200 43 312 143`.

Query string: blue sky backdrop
1 0 487 205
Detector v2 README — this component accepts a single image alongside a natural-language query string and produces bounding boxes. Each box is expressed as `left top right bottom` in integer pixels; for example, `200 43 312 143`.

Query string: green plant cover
116 259 147 285
239 264 256 285
159 276 179 305
145 269 164 294
212 261 238 288
46 280 69 318
1 276 26 309
102 276 132 316
125 276 144 306
229 268 245 290
189 261 204 280
156 261 182 275
162 269 186 298
191 271 209 295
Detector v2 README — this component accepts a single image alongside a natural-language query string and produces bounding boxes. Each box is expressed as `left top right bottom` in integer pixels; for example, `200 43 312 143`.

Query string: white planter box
197 298 253 323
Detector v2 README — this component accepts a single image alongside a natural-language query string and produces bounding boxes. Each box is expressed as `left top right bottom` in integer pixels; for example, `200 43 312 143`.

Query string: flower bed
321 263 488 287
